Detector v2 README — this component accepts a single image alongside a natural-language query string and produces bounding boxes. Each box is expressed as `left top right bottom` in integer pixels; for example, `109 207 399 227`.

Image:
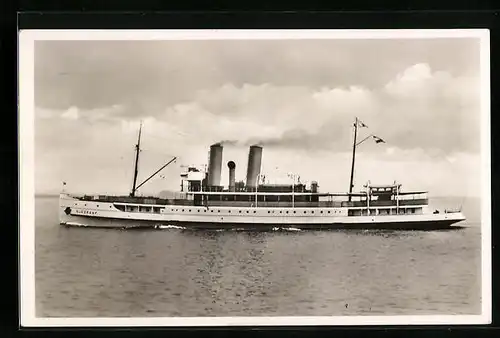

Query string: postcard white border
19 29 491 327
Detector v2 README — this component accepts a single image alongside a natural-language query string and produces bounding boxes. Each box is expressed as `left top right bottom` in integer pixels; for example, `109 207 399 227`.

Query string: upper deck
76 182 428 209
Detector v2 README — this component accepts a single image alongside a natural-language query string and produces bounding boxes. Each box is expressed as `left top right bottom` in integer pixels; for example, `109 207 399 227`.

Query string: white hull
59 194 466 230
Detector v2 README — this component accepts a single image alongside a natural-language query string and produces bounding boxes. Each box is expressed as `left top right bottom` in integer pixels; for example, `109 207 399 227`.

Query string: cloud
35 38 480 112
35 61 480 155
33 39 482 197
139 63 477 154
60 106 79 120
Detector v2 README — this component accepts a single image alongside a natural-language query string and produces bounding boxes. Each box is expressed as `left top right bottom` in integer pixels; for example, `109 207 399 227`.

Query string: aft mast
130 121 143 197
347 117 385 202
348 117 358 202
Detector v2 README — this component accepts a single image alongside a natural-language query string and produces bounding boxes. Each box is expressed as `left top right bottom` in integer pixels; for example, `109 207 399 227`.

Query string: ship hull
61 217 463 231
59 194 466 231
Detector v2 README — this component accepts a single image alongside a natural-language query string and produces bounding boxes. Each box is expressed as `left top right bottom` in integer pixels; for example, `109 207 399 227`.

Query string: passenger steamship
59 118 466 230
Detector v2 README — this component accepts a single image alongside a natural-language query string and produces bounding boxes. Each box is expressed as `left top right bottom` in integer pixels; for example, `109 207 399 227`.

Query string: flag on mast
357 120 368 128
372 135 386 144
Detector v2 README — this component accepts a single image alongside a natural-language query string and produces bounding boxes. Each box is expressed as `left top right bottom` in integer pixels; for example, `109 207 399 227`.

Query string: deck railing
341 199 428 207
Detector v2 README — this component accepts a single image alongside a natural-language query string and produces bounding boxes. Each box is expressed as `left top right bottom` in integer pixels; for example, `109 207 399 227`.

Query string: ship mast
348 117 385 201
130 121 143 197
348 117 358 202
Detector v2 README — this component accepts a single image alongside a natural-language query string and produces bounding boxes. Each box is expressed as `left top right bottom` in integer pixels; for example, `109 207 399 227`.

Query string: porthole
204 210 207 212
286 211 289 214
97 205 99 207
304 211 307 214
211 210 214 213
293 211 296 214
268 211 271 214
218 210 220 213
246 211 249 213
239 210 242 213
253 211 256 214
228 210 231 213
320 210 323 214
182 209 184 212
198 210 200 212
328 211 331 214
280 211 282 214
189 209 191 212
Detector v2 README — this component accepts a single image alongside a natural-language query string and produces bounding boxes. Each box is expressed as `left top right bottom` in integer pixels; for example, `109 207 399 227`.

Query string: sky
34 37 483 197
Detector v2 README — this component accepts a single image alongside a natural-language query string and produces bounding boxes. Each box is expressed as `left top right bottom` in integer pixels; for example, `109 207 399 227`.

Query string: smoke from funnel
217 139 239 146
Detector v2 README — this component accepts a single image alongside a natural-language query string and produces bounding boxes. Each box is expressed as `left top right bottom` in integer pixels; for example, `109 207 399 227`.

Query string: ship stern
440 211 467 227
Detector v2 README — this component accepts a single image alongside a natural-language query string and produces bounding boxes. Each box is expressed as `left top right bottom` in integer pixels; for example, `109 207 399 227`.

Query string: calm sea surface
35 196 482 317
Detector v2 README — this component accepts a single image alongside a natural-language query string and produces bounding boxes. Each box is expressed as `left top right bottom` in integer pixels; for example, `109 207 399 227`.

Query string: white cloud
141 63 479 155
34 56 482 198
60 106 79 120
385 147 396 155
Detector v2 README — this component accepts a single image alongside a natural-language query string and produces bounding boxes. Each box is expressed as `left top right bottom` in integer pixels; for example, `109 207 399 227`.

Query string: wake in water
63 221 301 232
272 227 302 232
155 224 187 230
64 221 89 227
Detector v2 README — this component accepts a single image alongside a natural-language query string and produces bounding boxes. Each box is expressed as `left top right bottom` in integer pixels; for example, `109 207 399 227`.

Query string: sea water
34 196 482 317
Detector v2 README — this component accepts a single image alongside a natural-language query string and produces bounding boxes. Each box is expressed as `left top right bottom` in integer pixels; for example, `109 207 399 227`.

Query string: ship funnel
246 145 263 190
227 161 236 192
207 143 223 188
